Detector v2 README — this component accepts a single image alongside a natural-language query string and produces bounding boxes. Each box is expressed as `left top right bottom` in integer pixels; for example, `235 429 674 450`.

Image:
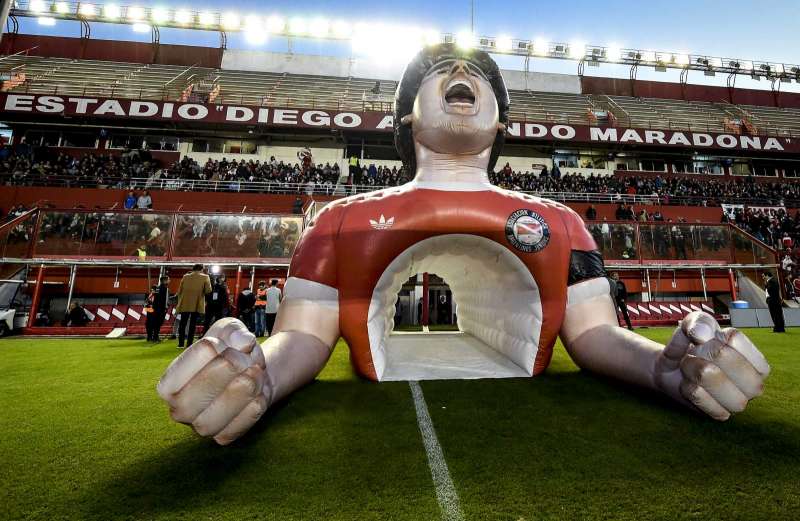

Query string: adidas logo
370 214 395 230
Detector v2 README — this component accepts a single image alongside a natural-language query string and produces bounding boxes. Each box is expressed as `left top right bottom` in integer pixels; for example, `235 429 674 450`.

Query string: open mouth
444 80 476 106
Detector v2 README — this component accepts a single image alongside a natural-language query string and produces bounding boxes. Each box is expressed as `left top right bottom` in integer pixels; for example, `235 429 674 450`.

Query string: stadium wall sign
1 93 794 153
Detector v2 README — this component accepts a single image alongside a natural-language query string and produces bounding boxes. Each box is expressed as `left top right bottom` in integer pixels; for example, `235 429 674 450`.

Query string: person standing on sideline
763 271 785 333
145 285 159 342
610 272 633 330
264 279 282 336
176 264 212 348
237 285 256 332
254 280 268 337
204 275 229 334
152 275 170 342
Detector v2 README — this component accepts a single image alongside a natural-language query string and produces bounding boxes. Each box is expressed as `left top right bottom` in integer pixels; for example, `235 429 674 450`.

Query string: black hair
394 43 510 174
270 279 279 286
192 264 203 271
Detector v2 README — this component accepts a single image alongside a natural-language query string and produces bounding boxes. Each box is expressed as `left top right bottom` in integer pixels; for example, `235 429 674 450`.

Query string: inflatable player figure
157 44 770 445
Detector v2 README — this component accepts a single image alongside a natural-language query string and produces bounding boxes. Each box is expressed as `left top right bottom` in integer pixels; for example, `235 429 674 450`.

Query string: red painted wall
0 34 223 68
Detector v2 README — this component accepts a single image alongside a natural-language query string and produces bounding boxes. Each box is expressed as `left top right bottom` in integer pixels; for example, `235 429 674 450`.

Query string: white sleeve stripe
284 277 339 307
567 277 611 306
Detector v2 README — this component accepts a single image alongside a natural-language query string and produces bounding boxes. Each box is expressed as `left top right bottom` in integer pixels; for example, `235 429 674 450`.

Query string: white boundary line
409 381 465 521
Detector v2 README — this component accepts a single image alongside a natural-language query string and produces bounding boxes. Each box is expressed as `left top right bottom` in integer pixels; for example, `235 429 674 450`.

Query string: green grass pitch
1 328 798 520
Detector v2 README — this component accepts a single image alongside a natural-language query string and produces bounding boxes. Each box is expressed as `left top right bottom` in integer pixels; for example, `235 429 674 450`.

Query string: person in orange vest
145 285 158 343
254 280 268 337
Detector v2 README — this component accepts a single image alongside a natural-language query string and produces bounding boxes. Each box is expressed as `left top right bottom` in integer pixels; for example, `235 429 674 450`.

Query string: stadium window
639 159 666 172
672 160 694 173
553 152 579 168
191 139 224 153
144 135 179 151
108 134 145 149
785 165 800 178
615 157 639 171
693 160 724 175
750 160 778 177
24 130 59 147
61 132 98 148
730 160 754 176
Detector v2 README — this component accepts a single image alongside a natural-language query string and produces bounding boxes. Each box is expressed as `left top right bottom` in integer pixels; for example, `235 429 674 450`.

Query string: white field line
409 381 465 521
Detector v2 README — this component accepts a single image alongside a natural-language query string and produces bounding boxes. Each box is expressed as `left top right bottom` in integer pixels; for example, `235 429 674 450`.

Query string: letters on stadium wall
1 93 795 153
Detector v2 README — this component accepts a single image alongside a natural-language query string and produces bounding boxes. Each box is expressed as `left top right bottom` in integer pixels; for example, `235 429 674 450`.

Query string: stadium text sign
1 94 795 153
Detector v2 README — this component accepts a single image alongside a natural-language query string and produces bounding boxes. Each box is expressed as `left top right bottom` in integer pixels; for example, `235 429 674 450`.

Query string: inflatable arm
157 277 339 445
560 277 770 420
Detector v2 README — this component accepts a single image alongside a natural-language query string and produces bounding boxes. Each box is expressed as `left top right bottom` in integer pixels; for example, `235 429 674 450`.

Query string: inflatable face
410 59 500 155
158 44 770 445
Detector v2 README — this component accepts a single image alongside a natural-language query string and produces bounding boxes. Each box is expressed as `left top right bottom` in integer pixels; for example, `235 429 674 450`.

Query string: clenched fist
157 318 270 445
654 311 770 421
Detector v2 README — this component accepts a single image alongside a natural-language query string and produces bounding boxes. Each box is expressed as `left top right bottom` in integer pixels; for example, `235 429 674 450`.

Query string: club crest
505 209 550 253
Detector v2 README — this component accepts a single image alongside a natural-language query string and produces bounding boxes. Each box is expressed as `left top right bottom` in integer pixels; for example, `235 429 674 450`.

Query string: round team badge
505 209 550 253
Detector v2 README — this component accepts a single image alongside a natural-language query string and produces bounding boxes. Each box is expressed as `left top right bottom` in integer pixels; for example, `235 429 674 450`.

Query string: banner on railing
1 93 795 153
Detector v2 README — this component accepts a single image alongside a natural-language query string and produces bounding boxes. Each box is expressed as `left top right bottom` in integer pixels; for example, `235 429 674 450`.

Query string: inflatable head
394 43 510 174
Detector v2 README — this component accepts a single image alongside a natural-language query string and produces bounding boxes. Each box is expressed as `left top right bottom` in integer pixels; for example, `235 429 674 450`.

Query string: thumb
662 326 692 370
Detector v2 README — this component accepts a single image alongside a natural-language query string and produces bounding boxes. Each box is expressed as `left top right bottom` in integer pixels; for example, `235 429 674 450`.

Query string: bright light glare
29 0 46 13
640 51 656 62
37 16 56 25
151 7 170 24
174 10 192 25
423 30 440 46
244 16 267 44
309 18 329 37
210 265 222 275
741 60 754 71
353 24 423 61
331 20 351 39
198 11 215 26
221 12 240 30
55 2 70 14
533 38 548 55
568 40 585 59
606 44 622 61
455 30 475 49
103 4 120 19
674 53 690 65
78 3 96 17
266 15 285 33
127 6 146 21
132 23 150 32
289 18 307 34
495 36 513 52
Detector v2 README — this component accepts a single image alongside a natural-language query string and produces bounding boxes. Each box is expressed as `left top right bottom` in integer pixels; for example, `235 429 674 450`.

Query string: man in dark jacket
763 272 785 333
204 275 229 334
65 301 89 327
237 286 256 332
151 275 170 342
610 272 633 330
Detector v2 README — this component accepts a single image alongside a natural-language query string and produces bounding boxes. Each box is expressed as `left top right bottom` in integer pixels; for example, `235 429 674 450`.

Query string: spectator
136 190 152 210
64 301 89 327
175 264 212 348
585 205 597 220
145 285 160 342
151 275 170 342
254 280 268 337
124 191 137 209
264 279 282 337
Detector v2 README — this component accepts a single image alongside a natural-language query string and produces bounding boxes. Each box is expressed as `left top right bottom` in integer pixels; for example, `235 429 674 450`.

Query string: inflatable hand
654 311 770 420
157 318 269 445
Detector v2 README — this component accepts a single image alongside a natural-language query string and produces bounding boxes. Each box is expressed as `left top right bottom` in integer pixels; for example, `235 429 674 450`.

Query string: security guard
254 280 268 337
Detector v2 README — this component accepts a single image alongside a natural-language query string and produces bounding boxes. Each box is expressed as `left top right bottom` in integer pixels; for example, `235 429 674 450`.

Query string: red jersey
289 183 599 381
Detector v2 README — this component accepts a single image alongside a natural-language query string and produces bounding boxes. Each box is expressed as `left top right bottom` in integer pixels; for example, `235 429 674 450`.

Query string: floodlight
174 10 192 25
127 6 146 21
198 11 215 26
151 7 170 25
244 15 267 44
568 41 585 59
309 18 329 37
606 44 622 61
79 3 97 17
455 31 475 49
55 2 70 14
37 16 56 25
103 4 120 19
210 265 222 275
132 23 150 32
331 20 352 39
266 15 285 33
674 53 689 65
495 36 513 52
289 18 307 35
221 12 240 30
29 0 46 14
532 38 548 55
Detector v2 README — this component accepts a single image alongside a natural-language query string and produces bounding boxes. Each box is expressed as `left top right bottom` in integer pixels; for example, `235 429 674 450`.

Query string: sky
12 0 800 91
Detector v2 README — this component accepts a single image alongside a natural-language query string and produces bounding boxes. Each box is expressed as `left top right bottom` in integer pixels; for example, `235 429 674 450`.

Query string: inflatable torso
290 183 597 381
